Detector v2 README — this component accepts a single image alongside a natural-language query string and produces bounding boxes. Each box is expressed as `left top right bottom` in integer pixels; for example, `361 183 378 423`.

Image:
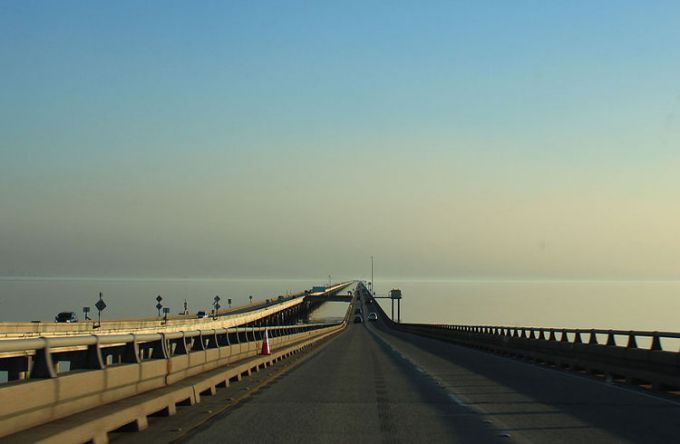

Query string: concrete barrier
0 322 346 439
391 322 680 391
3 325 344 444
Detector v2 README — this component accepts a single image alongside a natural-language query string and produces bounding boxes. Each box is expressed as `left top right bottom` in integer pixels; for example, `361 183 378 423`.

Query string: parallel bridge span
0 281 353 339
0 291 357 441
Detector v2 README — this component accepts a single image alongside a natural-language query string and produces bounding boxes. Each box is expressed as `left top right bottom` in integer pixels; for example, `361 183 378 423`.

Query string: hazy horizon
2 2 680 281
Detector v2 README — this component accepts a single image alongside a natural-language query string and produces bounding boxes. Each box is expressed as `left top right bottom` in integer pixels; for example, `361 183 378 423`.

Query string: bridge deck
183 322 499 443
180 314 680 443
0 282 352 339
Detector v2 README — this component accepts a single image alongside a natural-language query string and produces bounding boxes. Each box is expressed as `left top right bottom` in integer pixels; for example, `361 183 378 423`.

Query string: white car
367 312 378 321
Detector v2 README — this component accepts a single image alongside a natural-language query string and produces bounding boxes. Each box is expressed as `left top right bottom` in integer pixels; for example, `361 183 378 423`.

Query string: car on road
196 310 207 319
367 312 378 321
55 312 77 323
353 315 363 323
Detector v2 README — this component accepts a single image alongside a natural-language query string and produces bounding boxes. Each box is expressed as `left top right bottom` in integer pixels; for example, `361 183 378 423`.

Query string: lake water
0 277 331 322
1 277 679 333
372 279 680 332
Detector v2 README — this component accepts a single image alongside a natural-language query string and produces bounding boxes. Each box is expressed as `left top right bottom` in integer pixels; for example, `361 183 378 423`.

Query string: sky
1 1 680 281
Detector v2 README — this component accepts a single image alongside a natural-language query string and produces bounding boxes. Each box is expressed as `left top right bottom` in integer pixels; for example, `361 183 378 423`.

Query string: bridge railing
388 322 680 391
0 323 337 382
407 324 680 351
0 320 347 439
0 281 354 339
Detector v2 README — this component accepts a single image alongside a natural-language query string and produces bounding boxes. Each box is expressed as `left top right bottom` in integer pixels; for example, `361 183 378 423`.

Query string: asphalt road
185 301 680 443
367 321 680 443
184 321 502 443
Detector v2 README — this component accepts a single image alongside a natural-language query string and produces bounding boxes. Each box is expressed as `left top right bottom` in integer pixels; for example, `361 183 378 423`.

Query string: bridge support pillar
118 416 148 432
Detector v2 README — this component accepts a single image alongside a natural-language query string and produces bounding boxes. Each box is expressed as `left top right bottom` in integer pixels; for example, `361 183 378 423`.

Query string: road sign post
162 307 170 324
213 296 221 320
94 292 106 328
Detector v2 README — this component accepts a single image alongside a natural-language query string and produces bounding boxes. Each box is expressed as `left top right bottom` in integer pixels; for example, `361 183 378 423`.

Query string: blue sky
1 1 680 279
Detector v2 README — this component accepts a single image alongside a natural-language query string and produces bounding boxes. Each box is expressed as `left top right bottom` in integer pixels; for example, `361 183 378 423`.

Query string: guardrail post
192 334 206 351
151 334 169 359
84 340 105 370
206 333 219 349
548 330 556 341
574 331 582 344
626 332 638 349
606 331 616 346
173 335 188 355
123 337 141 363
538 329 546 340
588 330 598 345
651 333 662 351
218 332 229 347
30 342 57 379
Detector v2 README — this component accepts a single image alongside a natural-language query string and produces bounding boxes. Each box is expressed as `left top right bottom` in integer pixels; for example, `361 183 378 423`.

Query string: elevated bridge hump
0 282 354 339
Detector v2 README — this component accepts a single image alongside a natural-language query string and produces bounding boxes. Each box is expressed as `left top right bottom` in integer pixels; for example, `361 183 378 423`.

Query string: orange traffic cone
261 329 271 355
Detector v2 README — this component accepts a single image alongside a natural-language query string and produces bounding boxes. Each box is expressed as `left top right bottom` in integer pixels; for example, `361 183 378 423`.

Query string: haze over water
2 3 680 331
1 277 678 335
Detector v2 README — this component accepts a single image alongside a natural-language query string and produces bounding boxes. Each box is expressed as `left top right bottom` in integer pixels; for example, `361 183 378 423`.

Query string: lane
368 315 680 443
185 321 501 443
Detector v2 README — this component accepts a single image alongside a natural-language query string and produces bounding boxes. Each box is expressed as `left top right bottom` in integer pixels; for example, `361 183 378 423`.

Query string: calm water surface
373 279 680 332
0 277 328 322
1 278 679 332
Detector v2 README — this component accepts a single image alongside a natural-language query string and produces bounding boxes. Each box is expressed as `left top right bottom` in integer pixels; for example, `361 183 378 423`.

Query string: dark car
353 315 363 323
196 310 207 319
55 312 77 323
367 312 378 321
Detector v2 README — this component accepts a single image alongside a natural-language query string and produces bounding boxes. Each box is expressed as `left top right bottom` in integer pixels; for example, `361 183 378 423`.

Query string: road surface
185 303 680 443
185 321 500 443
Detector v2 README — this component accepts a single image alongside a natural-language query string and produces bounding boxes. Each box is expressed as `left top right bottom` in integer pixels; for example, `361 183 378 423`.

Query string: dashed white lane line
367 323 478 412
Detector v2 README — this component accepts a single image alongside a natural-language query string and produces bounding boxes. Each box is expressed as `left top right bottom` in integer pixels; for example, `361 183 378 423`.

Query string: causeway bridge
1 281 679 443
